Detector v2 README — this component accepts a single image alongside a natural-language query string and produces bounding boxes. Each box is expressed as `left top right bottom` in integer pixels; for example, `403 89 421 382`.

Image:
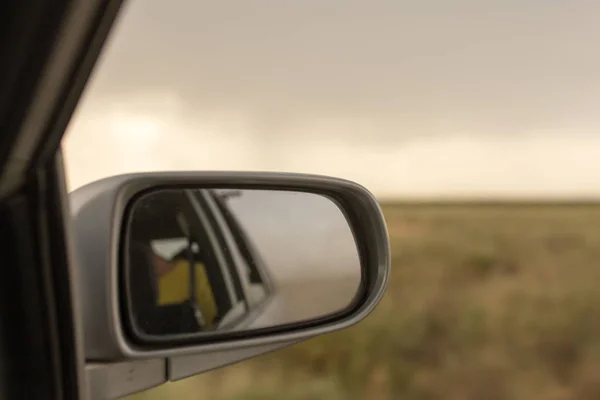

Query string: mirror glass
124 188 362 339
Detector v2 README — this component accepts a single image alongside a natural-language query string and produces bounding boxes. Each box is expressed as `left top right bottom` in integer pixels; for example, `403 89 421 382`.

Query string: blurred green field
126 203 600 400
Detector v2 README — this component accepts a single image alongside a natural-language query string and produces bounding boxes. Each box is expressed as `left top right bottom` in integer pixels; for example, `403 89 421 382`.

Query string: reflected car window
209 190 270 307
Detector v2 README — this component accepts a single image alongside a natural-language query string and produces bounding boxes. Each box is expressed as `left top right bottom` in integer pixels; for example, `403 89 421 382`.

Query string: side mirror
70 172 389 399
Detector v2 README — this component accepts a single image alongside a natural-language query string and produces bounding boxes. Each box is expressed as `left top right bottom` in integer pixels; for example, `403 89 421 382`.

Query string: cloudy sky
222 189 361 280
63 0 600 199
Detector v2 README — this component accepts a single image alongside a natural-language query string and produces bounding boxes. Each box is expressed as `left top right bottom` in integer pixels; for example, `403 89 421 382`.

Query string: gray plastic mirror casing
70 171 390 395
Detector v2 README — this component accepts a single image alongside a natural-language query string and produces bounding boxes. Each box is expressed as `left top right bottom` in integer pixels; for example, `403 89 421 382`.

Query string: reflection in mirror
124 188 362 339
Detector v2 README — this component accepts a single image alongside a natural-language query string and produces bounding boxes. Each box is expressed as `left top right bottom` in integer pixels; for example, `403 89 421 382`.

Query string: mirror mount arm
86 359 166 400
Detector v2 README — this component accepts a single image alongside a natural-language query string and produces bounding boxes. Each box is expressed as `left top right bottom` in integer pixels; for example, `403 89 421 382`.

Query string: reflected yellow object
157 259 217 328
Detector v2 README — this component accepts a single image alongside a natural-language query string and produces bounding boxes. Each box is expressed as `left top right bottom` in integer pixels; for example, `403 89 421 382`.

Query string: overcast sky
222 189 361 280
63 0 600 198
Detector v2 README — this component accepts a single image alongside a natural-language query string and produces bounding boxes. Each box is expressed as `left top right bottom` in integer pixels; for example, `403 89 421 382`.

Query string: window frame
196 189 277 330
208 190 274 299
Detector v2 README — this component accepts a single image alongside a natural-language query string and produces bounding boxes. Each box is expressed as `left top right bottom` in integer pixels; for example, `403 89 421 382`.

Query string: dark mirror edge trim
120 185 371 347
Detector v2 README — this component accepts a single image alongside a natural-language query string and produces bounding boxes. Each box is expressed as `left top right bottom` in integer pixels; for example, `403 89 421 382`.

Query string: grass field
126 203 600 400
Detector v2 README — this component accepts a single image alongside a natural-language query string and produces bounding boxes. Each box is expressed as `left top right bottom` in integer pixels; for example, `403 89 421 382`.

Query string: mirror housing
70 172 389 394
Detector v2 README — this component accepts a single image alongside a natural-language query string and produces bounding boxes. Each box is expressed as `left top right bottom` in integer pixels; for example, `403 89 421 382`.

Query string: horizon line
375 197 600 205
